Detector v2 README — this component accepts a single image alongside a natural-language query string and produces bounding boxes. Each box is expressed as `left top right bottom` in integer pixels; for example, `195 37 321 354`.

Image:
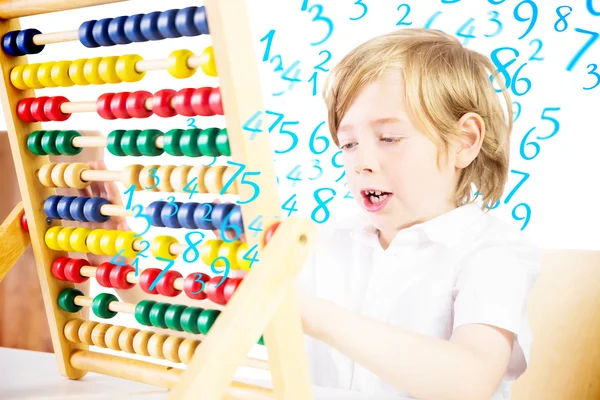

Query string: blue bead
229 206 245 232
193 203 215 230
83 198 110 223
57 196 77 221
177 202 198 229
44 195 62 219
157 9 180 39
124 14 145 42
175 7 200 37
195 6 209 35
92 18 115 47
78 20 99 48
108 16 131 45
16 29 44 55
162 202 182 228
211 203 235 231
69 196 90 222
140 11 163 41
2 31 23 56
147 201 166 227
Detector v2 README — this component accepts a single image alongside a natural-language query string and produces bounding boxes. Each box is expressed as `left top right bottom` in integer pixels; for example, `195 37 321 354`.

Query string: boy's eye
340 142 356 150
381 137 402 143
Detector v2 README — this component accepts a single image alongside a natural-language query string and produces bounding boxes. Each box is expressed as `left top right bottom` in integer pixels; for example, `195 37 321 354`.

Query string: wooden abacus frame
0 1 316 399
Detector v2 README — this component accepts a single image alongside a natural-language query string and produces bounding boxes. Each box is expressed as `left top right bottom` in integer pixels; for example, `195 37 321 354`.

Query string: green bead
165 304 186 331
27 130 46 155
149 302 169 329
134 300 156 326
121 130 142 156
91 293 118 319
197 309 221 335
180 129 202 157
258 336 264 346
107 130 126 156
137 129 164 156
198 128 220 157
41 130 61 155
56 130 82 156
216 129 231 156
163 129 184 156
180 307 203 334
57 288 84 313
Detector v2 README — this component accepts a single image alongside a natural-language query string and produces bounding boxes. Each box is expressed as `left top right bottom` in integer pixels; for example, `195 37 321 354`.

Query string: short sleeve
453 238 541 334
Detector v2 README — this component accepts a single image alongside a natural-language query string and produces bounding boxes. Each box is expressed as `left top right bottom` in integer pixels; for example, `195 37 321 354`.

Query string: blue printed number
350 0 367 20
182 232 206 263
282 194 299 217
456 18 476 46
485 11 503 38
243 111 264 140
190 273 206 295
567 29 599 72
149 257 175 292
396 4 413 26
248 215 264 238
131 205 152 239
554 6 572 33
514 0 538 40
309 121 330 155
584 64 600 90
304 4 334 46
311 188 336 224
588 0 600 16
512 203 531 231
211 256 230 289
243 244 260 269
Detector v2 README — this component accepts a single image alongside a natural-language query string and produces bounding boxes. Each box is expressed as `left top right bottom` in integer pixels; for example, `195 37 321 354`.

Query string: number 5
537 107 560 140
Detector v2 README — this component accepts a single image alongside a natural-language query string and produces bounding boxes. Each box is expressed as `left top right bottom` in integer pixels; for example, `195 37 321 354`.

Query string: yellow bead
199 46 217 77
64 163 90 189
57 227 76 252
116 54 145 82
236 242 251 271
218 241 242 270
167 49 196 79
150 235 179 260
70 227 91 253
37 62 58 88
45 226 63 251
83 57 103 85
100 229 120 256
204 165 226 194
50 162 69 188
98 56 121 84
200 239 223 266
37 163 56 187
86 229 108 255
10 65 28 90
69 59 89 86
22 64 43 89
115 231 138 258
51 61 74 87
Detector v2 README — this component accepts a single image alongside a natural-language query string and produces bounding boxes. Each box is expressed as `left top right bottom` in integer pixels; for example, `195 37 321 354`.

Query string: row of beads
44 195 110 223
27 130 82 156
10 47 216 90
107 128 229 157
51 257 243 304
17 87 223 123
44 227 251 270
1 7 209 57
37 163 239 195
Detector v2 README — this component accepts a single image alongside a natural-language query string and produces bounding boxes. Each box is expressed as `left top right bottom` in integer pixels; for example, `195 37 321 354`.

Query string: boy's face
337 72 459 232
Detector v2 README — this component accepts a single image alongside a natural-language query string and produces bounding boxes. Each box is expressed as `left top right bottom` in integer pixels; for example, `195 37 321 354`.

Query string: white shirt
296 201 541 399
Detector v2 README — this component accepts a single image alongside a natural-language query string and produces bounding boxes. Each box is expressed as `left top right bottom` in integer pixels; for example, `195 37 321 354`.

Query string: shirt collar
350 201 485 250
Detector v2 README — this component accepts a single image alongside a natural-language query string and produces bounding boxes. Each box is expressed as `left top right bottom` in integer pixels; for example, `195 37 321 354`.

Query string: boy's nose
353 146 378 174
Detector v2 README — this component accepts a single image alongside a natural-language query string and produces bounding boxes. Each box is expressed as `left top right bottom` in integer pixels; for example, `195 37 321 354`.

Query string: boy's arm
299 292 513 400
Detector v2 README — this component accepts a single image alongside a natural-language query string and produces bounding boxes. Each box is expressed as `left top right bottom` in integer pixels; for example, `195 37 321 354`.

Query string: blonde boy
294 28 540 400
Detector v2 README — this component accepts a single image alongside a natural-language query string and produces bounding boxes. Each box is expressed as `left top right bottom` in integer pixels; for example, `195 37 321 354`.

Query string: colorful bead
177 202 197 229
140 12 163 41
17 29 44 55
223 278 243 303
86 229 107 255
110 92 132 119
116 54 144 82
27 130 46 155
55 130 82 155
115 231 138 258
23 64 42 89
156 270 182 297
180 129 201 157
218 241 242 270
83 197 110 223
175 7 200 37
70 197 90 222
51 257 70 281
64 163 90 189
148 333 167 359
83 57 104 84
152 89 176 118
31 96 50 122
124 14 145 43
164 304 186 331
180 306 203 333
38 62 57 88
121 129 141 156
157 9 179 38
193 201 213 230
264 222 281 246
2 31 22 56
17 97 35 122
137 129 163 156
56 195 76 220
138 164 160 192
178 338 200 363
108 16 130 45
126 90 153 118
69 227 91 253
10 65 27 90
44 96 70 121
204 165 226 194
209 88 223 115
163 336 183 363
139 268 161 294
37 163 56 187
92 293 118 319
64 258 90 283
40 130 60 155
78 20 99 48
134 300 156 326
184 272 209 300
200 46 217 77
57 227 75 252
167 49 196 79
69 59 89 86
150 235 178 260
205 276 228 305
222 166 239 195
105 325 126 351
170 166 192 192
121 164 144 190
156 165 175 192
197 309 220 335
51 61 74 87
211 203 234 231
109 265 135 289
149 302 169 328
163 129 184 156
172 88 195 116
97 93 116 119
162 201 182 228
58 288 84 313
198 128 220 156
191 87 212 116
95 262 115 287
98 56 121 83
237 242 251 271
107 130 126 156
200 239 222 266
99 230 119 255
21 213 29 233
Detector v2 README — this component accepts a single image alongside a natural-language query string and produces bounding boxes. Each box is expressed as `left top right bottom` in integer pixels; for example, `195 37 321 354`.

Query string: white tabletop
0 347 406 399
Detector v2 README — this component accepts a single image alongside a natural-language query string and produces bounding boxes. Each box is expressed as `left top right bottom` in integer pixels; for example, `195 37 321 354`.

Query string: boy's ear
454 112 485 169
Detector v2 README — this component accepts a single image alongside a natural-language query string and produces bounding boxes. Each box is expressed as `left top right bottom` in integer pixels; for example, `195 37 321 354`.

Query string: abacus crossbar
0 0 127 19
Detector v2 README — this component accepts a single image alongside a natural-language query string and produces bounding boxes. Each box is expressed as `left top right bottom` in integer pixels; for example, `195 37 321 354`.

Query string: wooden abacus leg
0 202 30 283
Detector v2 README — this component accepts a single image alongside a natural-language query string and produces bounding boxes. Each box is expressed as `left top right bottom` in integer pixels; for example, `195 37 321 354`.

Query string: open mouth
360 189 393 210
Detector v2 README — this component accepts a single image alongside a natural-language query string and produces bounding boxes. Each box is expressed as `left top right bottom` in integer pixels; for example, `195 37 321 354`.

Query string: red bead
205 276 228 305
156 270 182 297
126 91 153 118
172 88 195 116
21 213 28 233
152 89 176 117
95 262 116 287
263 222 281 246
109 265 135 289
191 87 212 116
31 96 50 122
183 272 209 300
223 278 243 303
44 96 70 121
64 258 91 283
110 92 132 119
17 98 36 122
51 257 70 281
139 267 162 294
209 87 223 115
97 93 116 120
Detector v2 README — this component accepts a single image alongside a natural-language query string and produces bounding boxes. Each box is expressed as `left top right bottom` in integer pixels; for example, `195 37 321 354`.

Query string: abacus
0 1 317 399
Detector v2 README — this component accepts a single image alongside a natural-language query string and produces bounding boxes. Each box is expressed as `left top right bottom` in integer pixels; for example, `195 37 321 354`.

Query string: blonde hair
322 28 513 212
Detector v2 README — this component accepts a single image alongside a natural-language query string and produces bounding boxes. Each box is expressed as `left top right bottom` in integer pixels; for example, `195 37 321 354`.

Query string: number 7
567 28 599 72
